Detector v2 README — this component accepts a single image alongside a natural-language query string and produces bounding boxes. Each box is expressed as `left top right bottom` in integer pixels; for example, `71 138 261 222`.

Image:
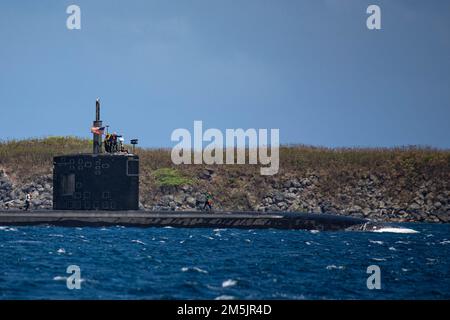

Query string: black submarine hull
0 210 377 231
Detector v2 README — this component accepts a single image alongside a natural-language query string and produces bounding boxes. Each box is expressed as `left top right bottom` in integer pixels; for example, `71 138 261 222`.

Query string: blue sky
0 0 449 148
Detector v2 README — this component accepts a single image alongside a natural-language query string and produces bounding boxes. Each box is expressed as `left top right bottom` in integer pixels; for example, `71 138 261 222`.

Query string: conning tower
52 99 139 211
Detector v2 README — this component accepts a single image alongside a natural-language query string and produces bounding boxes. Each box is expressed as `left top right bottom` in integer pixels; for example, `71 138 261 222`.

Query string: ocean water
0 223 449 299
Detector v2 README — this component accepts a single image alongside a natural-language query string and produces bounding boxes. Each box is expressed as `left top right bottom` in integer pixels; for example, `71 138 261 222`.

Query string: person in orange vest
203 192 213 211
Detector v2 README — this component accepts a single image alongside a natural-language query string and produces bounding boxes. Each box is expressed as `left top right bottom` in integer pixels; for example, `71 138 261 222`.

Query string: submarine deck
0 210 368 231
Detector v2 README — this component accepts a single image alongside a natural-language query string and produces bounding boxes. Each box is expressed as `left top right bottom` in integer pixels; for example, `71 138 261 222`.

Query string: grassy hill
0 137 449 222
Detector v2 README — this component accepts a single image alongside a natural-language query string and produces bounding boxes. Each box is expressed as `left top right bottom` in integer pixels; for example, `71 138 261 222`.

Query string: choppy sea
0 223 449 299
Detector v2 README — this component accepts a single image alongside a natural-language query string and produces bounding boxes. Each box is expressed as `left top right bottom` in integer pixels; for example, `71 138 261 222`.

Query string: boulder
174 194 185 205
408 203 421 211
159 195 174 206
277 201 287 208
186 196 196 207
300 178 311 187
349 205 362 213
284 192 297 201
273 192 285 203
199 169 215 180
180 185 192 193
362 207 371 216
434 212 450 223
268 204 279 211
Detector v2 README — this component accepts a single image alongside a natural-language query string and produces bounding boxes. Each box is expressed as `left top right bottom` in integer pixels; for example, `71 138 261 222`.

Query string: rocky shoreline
147 171 449 223
1 168 448 223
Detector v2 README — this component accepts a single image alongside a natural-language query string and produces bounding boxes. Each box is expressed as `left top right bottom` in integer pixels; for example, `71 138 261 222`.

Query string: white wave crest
372 227 419 234
53 276 85 283
326 265 345 270
10 240 42 244
193 267 208 274
181 267 208 274
215 295 235 300
222 279 237 288
371 258 386 262
0 227 18 232
49 234 64 237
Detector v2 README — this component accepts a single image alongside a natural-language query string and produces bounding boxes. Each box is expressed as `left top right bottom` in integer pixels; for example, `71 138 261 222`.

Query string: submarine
0 99 384 231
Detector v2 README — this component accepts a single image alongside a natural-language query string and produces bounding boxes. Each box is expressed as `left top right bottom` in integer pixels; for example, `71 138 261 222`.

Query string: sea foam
372 227 419 234
222 279 237 288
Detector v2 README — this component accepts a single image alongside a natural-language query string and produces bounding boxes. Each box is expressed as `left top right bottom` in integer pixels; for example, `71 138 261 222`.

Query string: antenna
130 139 138 154
93 98 103 154
95 98 100 121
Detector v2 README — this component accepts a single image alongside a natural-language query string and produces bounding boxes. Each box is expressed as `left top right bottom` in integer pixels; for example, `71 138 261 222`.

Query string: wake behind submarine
0 99 386 231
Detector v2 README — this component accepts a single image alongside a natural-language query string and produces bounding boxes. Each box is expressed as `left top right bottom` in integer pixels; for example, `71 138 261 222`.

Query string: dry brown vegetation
1 137 449 212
